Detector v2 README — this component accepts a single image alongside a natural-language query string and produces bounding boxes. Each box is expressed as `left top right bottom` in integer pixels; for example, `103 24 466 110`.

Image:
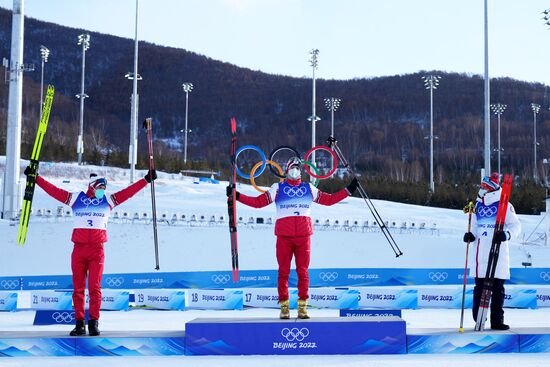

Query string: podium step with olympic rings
184 316 407 355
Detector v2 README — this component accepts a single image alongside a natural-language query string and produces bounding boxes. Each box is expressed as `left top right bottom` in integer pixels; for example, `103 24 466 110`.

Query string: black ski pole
143 118 160 270
327 136 403 257
459 201 475 333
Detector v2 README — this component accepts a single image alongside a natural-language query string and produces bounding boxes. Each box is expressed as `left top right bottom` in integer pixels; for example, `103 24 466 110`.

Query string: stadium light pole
543 9 550 28
422 75 441 193
182 82 194 164
483 0 491 176
127 0 140 183
531 103 541 181
307 49 320 163
3 0 32 219
324 97 341 138
76 33 90 165
39 45 49 119
490 103 506 174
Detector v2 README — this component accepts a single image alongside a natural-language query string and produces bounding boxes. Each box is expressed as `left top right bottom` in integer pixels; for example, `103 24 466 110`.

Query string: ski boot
491 323 510 331
297 299 310 319
279 300 290 319
88 319 101 336
69 320 86 336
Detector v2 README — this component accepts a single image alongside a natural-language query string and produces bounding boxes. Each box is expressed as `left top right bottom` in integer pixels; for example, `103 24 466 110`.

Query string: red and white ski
227 117 239 282
474 173 513 331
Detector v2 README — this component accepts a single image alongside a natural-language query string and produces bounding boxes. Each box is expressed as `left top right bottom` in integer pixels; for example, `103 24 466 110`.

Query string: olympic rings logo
105 277 124 287
52 311 75 323
80 196 103 207
236 143 338 193
211 274 231 285
540 272 550 282
319 272 339 282
428 272 448 282
477 206 498 217
0 280 19 289
283 185 308 198
281 327 310 342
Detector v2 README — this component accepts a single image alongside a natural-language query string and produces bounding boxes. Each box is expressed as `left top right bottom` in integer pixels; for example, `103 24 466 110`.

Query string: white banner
503 287 537 309
536 287 550 308
417 287 472 309
0 291 17 311
84 290 130 311
308 288 359 309
186 289 243 310
30 290 72 310
135 289 185 310
243 288 298 309
354 287 418 309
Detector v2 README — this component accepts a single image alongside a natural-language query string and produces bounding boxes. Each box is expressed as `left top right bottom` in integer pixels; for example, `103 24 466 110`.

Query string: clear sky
1 0 550 85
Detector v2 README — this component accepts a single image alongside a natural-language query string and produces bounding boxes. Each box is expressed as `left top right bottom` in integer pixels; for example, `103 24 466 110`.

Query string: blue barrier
2 268 550 290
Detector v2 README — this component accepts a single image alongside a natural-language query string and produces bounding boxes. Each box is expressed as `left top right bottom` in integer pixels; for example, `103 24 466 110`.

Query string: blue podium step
0 330 186 356
2 322 550 357
184 316 407 355
407 327 550 353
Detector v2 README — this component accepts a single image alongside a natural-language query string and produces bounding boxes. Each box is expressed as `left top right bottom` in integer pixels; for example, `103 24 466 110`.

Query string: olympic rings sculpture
250 160 284 193
268 145 300 178
301 159 319 187
303 146 338 179
235 145 267 179
236 144 338 192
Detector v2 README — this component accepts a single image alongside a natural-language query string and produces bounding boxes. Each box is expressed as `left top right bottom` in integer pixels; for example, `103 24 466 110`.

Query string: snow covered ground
1 161 549 275
1 161 550 366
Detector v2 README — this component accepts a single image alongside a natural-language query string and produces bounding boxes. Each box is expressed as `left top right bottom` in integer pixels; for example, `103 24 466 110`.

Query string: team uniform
237 179 350 303
36 176 147 323
465 174 521 329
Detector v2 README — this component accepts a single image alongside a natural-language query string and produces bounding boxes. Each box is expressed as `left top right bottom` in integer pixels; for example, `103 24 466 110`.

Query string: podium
185 316 407 355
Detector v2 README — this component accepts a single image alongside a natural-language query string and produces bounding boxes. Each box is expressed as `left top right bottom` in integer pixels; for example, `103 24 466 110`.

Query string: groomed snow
1 160 550 366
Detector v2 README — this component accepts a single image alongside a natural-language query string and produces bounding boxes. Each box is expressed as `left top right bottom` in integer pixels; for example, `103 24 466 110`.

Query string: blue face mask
95 189 105 199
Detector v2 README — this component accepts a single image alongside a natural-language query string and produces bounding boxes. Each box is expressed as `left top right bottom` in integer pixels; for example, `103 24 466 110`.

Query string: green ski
17 84 55 246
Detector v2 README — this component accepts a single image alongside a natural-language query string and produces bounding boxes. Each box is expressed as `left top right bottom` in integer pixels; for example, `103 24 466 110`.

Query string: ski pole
143 118 160 270
459 201 475 333
327 136 403 257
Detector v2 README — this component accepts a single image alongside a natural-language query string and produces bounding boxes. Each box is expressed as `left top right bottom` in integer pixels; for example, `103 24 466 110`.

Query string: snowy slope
1 160 550 276
2 161 550 366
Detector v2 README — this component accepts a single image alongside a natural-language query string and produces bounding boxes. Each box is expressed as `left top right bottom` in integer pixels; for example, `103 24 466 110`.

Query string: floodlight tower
422 75 441 193
39 45 49 118
182 82 194 163
307 49 320 163
532 103 541 181
490 103 506 174
324 97 341 138
128 0 140 183
76 33 90 165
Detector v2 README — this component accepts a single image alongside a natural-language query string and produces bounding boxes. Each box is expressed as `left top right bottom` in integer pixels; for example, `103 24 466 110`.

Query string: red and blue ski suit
36 176 148 321
237 178 349 301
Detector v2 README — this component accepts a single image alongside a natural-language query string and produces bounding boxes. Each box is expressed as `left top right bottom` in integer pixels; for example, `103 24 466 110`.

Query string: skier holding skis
463 172 521 330
24 168 157 336
226 157 358 319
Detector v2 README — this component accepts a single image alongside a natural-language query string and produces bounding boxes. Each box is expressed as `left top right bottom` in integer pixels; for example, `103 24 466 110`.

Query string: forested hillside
1 7 549 212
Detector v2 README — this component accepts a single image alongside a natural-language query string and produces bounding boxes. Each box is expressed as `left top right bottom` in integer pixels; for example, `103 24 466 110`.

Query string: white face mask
95 189 106 199
287 167 301 180
477 188 487 199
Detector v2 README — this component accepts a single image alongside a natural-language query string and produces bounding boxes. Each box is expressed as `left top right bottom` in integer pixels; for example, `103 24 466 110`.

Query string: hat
89 173 107 189
285 156 302 173
480 172 500 192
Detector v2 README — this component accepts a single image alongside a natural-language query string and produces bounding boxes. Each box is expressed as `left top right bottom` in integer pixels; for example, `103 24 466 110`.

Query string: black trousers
472 277 506 326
